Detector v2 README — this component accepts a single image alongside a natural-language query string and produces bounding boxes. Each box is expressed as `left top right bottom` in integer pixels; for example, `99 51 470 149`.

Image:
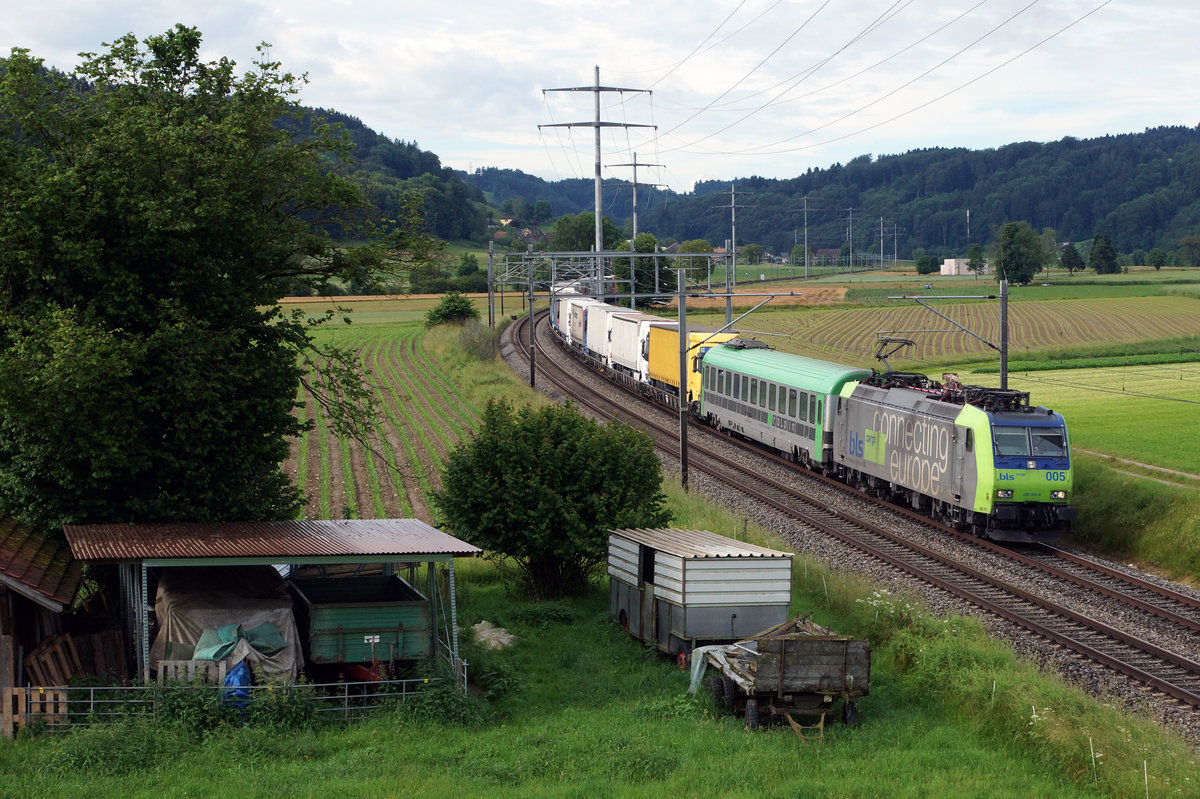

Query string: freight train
549 291 1076 543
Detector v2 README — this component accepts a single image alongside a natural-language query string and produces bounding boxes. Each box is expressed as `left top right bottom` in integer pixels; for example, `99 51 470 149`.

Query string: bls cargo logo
849 429 886 465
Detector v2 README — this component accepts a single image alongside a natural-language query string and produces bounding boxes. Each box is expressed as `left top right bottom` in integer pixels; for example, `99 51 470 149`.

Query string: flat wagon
697 616 870 730
289 575 431 664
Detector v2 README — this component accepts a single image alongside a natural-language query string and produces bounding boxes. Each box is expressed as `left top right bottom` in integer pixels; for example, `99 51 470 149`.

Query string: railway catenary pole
1000 278 1009 389
885 291 1010 386
676 267 689 492
528 256 536 388
487 242 495 328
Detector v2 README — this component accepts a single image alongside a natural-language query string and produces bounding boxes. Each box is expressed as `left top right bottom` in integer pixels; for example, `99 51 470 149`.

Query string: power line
710 0 1116 157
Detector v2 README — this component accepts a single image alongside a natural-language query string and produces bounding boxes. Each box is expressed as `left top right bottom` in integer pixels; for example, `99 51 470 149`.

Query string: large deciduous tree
612 232 675 305
993 221 1044 285
548 211 622 252
0 27 430 529
435 401 671 598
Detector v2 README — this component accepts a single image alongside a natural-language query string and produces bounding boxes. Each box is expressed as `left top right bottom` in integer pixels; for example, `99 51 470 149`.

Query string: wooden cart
699 616 870 732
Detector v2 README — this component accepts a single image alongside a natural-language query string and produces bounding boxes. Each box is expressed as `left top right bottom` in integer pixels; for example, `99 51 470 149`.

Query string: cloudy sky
4 1 1195 192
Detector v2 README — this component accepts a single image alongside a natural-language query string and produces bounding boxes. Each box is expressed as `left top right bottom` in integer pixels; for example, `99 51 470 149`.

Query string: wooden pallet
23 634 83 686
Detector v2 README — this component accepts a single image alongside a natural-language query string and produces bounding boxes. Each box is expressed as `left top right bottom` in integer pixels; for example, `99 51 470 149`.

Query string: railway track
509 310 1200 710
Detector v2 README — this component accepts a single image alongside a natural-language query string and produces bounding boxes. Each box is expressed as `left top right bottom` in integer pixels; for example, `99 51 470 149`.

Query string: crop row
288 325 477 521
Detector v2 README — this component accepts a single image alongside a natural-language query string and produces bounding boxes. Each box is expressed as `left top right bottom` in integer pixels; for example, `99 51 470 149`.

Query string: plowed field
284 325 481 521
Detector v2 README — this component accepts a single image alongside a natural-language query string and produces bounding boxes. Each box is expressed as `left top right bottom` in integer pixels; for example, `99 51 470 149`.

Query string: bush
458 320 500 361
424 291 479 328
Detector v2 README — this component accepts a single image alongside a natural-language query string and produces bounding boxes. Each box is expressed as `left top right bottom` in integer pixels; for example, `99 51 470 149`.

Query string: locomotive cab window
1031 427 1067 458
993 426 1030 456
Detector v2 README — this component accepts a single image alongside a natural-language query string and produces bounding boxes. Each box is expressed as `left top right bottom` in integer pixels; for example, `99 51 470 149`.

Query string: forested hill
307 109 487 242
460 126 1200 259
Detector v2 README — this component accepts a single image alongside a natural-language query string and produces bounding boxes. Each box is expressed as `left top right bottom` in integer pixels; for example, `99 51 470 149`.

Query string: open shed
63 519 480 685
608 527 793 657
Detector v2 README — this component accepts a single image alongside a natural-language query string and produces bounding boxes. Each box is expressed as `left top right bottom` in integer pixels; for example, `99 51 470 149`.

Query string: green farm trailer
289 575 431 664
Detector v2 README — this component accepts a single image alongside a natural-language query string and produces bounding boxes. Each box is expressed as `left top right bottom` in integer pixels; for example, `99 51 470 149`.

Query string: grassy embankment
4 305 1198 798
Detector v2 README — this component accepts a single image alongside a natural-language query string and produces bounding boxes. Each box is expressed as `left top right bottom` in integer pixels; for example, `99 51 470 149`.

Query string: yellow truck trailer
646 323 736 402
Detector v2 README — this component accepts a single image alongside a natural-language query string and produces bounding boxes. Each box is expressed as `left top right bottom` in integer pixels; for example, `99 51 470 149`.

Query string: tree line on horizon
459 126 1200 265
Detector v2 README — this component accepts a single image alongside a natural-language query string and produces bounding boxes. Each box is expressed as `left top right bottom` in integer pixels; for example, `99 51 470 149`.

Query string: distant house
940 258 991 276
519 227 548 245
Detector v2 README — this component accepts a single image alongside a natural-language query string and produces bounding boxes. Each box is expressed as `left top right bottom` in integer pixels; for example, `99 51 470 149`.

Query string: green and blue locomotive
699 340 1075 543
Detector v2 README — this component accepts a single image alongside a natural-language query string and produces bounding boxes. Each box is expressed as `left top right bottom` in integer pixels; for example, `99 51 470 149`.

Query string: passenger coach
700 340 872 468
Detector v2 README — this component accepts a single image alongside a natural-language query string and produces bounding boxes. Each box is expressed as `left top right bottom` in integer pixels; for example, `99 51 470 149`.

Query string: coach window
715 369 723 394
816 398 822 424
789 389 797 418
768 384 777 411
798 392 807 421
750 379 758 405
741 375 749 402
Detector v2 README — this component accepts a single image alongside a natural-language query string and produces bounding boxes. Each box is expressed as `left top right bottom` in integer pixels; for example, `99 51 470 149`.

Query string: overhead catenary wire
656 0 1115 158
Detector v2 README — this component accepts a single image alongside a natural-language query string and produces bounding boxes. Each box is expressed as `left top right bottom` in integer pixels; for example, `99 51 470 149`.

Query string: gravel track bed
504 318 1200 748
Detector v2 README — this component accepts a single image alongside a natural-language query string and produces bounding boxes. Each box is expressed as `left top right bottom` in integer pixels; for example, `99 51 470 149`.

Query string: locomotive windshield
992 426 1067 458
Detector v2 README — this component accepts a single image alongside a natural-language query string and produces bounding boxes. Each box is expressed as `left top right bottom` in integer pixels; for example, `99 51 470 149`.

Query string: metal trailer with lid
607 527 793 660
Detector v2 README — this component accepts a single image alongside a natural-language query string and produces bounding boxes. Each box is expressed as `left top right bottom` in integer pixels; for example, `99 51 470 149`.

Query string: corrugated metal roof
0 517 84 612
64 519 481 564
609 528 793 560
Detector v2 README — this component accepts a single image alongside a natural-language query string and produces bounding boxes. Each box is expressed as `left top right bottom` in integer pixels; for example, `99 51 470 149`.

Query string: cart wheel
745 698 759 730
708 675 725 706
722 676 737 708
841 700 859 727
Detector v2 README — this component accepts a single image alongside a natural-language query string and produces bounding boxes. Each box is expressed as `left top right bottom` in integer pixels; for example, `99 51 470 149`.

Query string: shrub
424 291 479 328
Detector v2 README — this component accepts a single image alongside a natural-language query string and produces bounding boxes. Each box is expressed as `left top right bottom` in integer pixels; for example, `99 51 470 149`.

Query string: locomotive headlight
996 489 1014 499
1050 490 1067 500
